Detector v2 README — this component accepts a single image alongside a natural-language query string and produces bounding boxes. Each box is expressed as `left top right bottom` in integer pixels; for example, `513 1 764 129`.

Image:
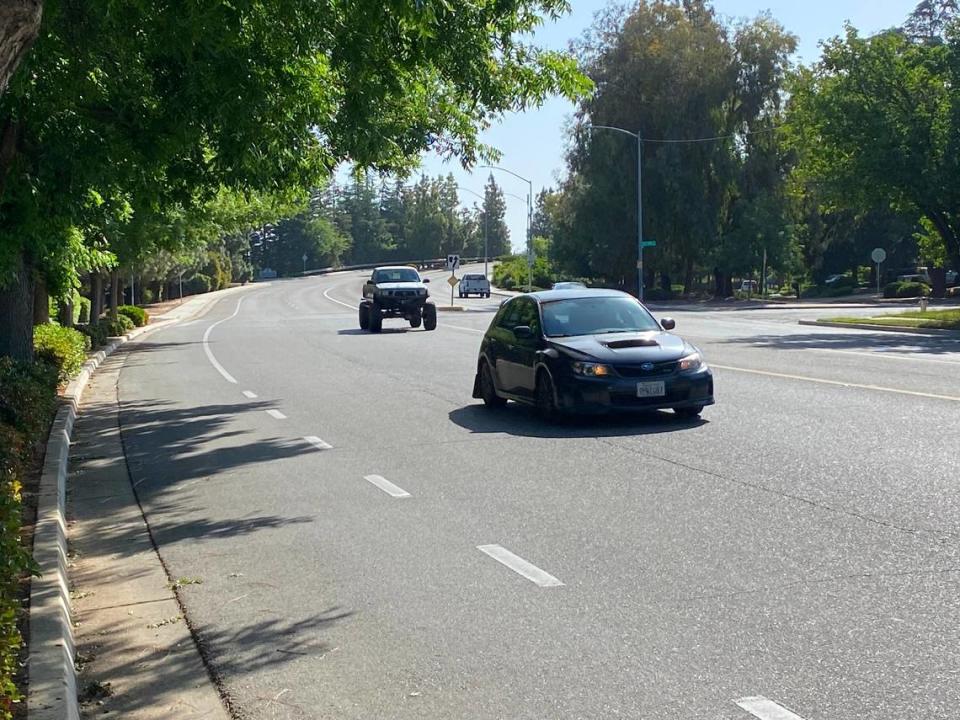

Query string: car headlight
572 361 613 377
678 353 703 372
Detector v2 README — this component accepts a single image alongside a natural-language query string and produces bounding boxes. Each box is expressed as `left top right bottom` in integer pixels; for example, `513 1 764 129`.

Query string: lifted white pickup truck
459 273 491 298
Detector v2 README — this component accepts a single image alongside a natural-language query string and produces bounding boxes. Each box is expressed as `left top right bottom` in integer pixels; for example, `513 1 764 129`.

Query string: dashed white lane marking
242 390 258 399
735 696 807 720
202 296 249 384
304 436 332 450
711 363 960 403
266 409 287 420
322 285 356 310
477 545 564 588
363 474 411 498
444 323 485 334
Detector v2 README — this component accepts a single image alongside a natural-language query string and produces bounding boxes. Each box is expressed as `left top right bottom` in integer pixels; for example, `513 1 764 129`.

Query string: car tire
369 302 383 333
359 303 369 330
423 304 437 331
479 362 506 408
535 370 559 421
409 311 422 328
674 405 703 419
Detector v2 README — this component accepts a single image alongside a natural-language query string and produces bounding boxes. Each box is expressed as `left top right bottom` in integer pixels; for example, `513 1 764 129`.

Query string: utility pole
480 165 533 292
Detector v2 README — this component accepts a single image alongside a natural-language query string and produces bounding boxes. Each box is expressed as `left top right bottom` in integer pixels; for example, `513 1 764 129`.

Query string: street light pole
479 165 533 292
590 125 644 301
457 186 490 278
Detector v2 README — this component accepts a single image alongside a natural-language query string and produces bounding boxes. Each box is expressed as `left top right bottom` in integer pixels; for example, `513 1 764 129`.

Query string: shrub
644 288 674 301
0 358 56 717
33 324 89 384
77 322 108 349
883 281 929 299
185 273 213 295
103 314 135 337
117 305 148 327
141 287 155 305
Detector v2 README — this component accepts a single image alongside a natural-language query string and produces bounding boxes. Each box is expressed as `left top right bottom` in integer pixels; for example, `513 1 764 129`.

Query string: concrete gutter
798 319 960 337
27 285 257 720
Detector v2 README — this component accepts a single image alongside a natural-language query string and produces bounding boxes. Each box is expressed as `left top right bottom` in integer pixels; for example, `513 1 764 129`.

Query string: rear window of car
464 274 486 280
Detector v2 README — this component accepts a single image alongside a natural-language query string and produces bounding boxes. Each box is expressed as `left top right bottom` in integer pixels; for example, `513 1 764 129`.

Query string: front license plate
636 381 666 398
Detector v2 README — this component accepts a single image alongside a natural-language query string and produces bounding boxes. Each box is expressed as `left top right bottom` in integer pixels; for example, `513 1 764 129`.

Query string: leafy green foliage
0 357 57 719
786 25 960 273
103 315 134 337
77 322 108 350
883 280 930 298
32 324 88 384
493 254 554 291
117 305 148 328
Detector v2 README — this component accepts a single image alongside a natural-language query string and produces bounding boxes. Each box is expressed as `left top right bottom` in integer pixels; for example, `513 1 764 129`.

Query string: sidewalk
67 350 229 719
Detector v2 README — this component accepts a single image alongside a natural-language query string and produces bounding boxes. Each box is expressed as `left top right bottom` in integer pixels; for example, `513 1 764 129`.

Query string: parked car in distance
739 280 759 293
824 274 846 285
472 289 714 419
459 273 491 298
552 281 587 291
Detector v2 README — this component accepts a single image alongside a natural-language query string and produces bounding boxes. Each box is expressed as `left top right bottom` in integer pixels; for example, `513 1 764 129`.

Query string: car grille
614 361 677 378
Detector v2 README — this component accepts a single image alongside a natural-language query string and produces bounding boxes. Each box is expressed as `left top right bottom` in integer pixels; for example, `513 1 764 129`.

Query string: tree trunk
109 269 120 317
32 272 48 324
0 252 34 361
91 274 104 321
57 293 73 326
683 258 695 295
0 0 42 97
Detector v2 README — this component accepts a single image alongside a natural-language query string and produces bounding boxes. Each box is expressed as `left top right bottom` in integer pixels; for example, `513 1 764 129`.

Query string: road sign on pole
641 240 656 248
447 273 459 307
871 248 887 295
446 254 461 271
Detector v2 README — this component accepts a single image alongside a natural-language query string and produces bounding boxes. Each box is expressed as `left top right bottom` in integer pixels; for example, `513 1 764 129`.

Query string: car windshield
374 268 420 283
542 296 661 337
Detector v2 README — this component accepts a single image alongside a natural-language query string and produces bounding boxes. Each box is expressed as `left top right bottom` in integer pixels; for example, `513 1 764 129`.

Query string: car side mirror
513 325 534 340
661 318 676 331
423 278 430 283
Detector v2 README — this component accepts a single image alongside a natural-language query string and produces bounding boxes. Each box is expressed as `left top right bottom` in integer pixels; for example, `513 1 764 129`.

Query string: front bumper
554 366 714 414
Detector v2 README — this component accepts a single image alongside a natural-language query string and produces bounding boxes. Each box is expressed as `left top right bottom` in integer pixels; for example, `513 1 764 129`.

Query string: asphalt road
117 267 960 720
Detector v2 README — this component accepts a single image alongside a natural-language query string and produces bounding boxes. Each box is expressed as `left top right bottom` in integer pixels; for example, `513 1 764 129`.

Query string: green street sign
641 240 657 248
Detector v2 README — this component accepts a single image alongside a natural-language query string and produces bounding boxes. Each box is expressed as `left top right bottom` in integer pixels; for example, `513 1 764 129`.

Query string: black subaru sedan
471 289 714 418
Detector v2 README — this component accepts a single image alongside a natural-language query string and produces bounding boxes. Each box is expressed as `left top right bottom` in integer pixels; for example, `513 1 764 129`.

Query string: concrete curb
27 287 254 720
798 319 960 337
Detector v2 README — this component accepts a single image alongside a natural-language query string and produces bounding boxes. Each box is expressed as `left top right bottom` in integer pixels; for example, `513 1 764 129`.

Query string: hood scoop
603 337 660 350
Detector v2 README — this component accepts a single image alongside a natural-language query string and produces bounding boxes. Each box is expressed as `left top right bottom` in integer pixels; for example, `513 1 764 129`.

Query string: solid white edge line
363 474 411 498
477 544 564 588
322 285 356 310
735 696 807 720
202 296 249 384
711 363 960 403
266 409 287 420
304 436 332 450
242 390 257 399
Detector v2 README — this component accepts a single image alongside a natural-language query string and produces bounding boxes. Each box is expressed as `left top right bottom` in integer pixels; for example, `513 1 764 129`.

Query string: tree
0 0 589 360
903 0 959 41
0 0 41 96
479 176 510 257
552 1 796 293
786 25 960 283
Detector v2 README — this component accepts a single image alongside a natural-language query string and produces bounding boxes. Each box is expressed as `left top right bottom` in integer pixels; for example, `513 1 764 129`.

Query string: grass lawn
824 308 960 330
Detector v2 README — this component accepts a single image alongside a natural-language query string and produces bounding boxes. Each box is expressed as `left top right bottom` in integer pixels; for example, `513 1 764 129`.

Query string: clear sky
418 0 918 252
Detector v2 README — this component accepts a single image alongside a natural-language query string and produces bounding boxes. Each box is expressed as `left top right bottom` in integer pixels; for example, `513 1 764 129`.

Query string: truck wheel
409 311 422 329
359 303 369 330
423 304 437 331
369 302 383 333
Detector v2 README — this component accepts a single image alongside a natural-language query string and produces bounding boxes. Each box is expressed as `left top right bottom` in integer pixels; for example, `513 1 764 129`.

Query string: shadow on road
726 331 960 354
448 403 706 439
337 327 421 335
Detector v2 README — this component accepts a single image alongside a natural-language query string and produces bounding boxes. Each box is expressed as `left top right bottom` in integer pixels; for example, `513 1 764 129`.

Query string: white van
459 273 491 298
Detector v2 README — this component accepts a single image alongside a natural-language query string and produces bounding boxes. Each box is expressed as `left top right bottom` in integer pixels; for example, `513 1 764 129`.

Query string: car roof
521 288 630 303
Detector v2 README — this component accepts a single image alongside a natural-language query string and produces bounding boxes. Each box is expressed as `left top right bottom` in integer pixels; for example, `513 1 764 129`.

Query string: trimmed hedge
117 305 149 327
103 314 135 336
78 322 108 349
0 358 57 717
33 324 89 384
883 281 929 299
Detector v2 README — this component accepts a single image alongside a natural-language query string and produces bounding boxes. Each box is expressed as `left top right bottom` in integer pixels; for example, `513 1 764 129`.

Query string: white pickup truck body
459 273 491 298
